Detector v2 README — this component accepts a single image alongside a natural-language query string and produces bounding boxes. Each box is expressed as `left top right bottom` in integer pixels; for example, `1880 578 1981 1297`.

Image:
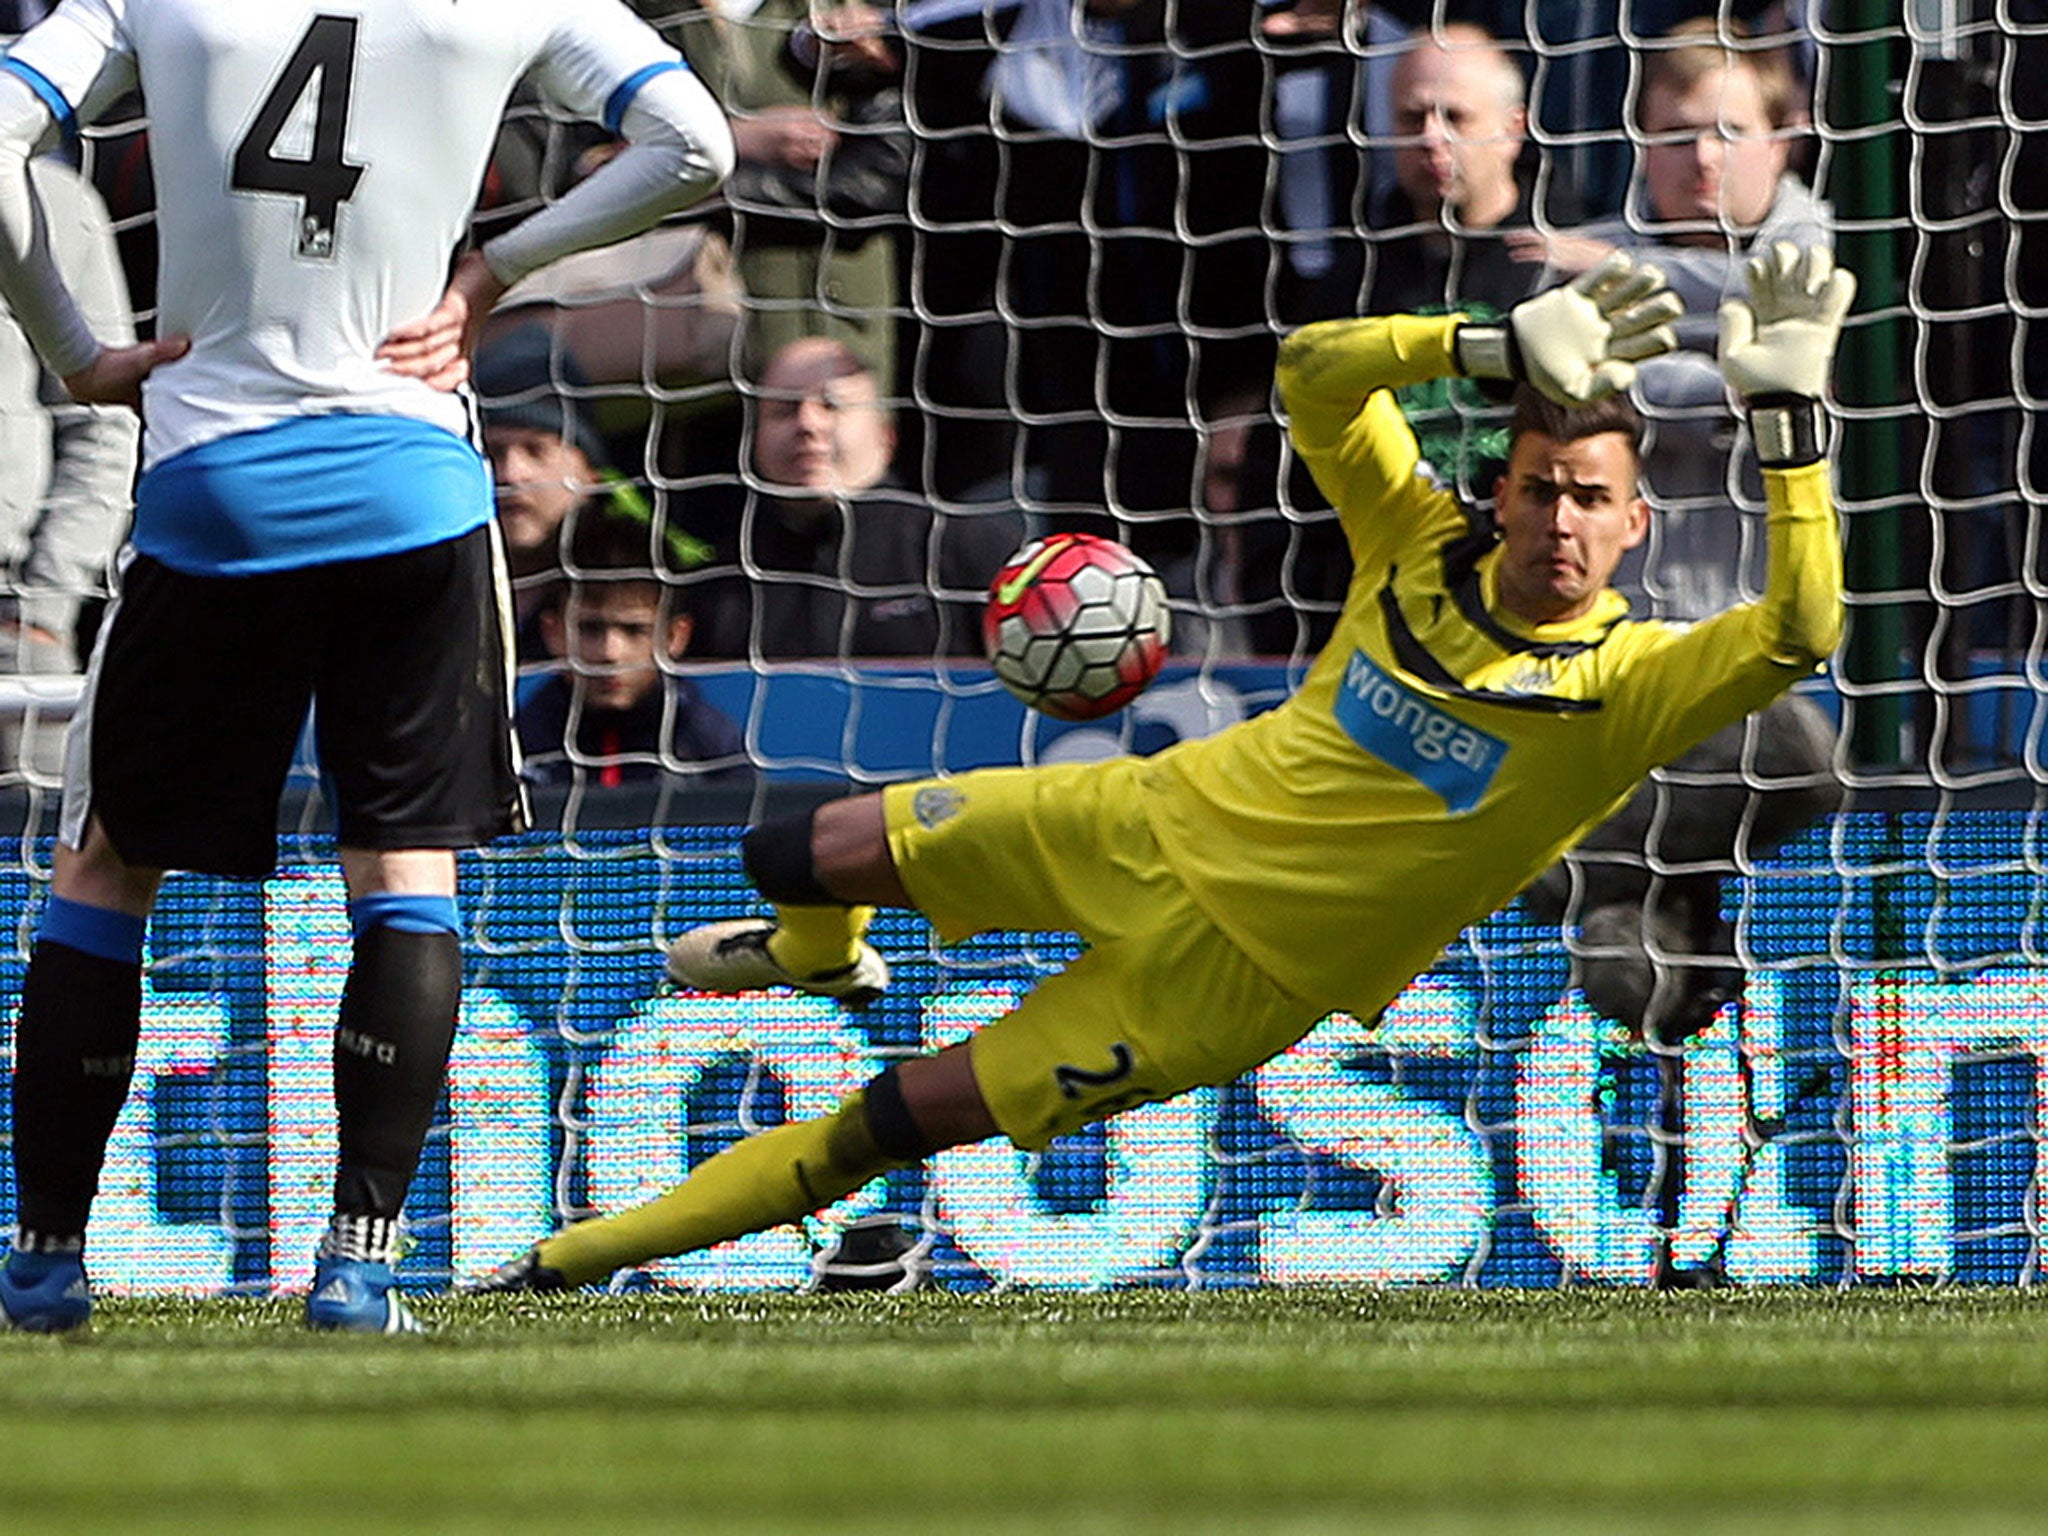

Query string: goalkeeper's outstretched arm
1277 251 1682 444
1276 254 1682 530
1722 243 1856 670
1619 244 1853 762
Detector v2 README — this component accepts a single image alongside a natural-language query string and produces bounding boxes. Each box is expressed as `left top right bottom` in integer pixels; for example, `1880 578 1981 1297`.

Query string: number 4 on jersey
230 14 366 260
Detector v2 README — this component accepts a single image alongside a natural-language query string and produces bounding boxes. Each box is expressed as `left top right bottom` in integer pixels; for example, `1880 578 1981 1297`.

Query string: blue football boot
304 1255 426 1335
0 1247 92 1334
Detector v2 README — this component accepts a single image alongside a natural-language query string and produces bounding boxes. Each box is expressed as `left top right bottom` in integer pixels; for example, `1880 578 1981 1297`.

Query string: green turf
5 1288 2048 1534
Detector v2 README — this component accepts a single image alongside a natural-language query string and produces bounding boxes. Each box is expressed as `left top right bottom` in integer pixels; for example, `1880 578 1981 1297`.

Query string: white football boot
666 919 890 1010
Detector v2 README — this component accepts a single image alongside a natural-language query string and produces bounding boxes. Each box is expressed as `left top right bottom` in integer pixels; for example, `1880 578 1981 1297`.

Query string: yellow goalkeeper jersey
1137 313 1843 1015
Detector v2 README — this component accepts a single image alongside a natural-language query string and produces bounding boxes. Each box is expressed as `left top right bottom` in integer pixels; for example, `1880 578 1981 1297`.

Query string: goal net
2 0 2045 1293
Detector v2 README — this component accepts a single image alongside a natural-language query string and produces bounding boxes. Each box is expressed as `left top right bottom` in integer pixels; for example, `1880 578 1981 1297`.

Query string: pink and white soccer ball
982 533 1171 721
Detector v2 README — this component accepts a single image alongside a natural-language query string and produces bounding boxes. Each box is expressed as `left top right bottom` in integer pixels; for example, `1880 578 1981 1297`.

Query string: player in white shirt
0 0 733 1333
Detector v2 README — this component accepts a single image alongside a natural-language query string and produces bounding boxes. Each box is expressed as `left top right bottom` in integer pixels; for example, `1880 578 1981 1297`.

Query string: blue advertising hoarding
0 802 2039 1294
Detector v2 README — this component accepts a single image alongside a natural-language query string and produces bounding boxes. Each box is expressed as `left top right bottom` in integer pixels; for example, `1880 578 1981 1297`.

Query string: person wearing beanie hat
477 325 708 660
474 324 612 469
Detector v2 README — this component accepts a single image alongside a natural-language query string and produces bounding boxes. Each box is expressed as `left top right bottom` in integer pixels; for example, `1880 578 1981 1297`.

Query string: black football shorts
63 525 525 877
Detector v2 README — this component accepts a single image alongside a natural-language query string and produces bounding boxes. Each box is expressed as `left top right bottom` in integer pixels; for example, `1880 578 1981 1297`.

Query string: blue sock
38 896 146 965
348 892 460 939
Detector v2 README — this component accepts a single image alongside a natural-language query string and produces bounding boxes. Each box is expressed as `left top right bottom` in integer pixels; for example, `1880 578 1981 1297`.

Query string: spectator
1367 22 1552 319
1513 19 1828 347
1212 377 1351 659
802 0 1270 528
1365 23 1584 501
1506 20 1830 618
476 66 746 498
649 0 908 393
692 336 1024 660
1258 0 1387 326
1247 22 1567 652
0 156 136 777
518 511 752 789
475 325 709 662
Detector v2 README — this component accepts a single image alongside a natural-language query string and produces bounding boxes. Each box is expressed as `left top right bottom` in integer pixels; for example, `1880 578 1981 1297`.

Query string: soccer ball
983 533 1170 720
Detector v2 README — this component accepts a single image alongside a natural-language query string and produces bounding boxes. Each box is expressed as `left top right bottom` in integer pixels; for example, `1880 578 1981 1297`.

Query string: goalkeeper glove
1717 242 1857 469
1454 252 1682 406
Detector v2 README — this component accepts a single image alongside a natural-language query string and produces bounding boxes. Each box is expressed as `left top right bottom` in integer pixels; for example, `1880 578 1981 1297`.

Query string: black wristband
1747 394 1824 469
1453 321 1522 383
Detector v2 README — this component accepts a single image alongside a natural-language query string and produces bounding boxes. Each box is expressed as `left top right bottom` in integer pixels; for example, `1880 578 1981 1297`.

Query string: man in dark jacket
692 337 1024 661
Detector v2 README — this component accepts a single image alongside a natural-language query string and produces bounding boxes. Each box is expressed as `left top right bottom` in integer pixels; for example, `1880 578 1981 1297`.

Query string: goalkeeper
478 244 1854 1293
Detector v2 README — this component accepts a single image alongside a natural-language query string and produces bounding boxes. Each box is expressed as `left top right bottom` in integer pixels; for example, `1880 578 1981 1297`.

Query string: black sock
331 926 462 1220
11 939 144 1241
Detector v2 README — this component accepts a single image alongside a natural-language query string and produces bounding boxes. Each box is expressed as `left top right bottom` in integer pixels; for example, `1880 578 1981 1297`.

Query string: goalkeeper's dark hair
1508 385 1644 457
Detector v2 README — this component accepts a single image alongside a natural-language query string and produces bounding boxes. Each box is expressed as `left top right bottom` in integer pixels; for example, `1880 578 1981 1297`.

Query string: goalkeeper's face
1492 430 1647 625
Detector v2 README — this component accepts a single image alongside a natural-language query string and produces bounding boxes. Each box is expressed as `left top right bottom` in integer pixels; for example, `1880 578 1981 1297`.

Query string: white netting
2 1 2046 1291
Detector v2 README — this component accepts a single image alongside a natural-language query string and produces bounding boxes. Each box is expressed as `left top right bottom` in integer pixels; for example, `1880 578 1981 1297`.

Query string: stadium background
1 0 2044 1292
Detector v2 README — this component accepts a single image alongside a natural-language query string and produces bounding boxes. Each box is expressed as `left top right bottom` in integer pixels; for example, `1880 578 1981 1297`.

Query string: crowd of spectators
1 0 1978 794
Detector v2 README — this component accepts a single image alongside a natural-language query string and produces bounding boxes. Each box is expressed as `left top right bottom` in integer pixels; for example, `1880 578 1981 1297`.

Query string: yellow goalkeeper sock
533 1090 899 1285
766 904 874 979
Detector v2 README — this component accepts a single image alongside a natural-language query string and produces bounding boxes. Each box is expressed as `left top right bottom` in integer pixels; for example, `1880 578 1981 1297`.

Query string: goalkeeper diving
476 245 1855 1293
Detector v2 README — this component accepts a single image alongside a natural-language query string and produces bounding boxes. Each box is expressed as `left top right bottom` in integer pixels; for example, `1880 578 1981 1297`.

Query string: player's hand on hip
1457 250 1681 406
1717 242 1857 404
377 251 507 393
60 334 191 411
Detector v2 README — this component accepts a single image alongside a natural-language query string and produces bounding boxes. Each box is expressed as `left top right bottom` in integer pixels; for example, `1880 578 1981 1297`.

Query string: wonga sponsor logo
1334 650 1505 812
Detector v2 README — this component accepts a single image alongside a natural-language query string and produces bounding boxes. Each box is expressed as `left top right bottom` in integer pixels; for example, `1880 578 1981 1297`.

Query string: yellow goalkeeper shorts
882 761 1322 1150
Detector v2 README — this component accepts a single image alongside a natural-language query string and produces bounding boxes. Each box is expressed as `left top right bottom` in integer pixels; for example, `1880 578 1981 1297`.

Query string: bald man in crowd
1366 22 1568 318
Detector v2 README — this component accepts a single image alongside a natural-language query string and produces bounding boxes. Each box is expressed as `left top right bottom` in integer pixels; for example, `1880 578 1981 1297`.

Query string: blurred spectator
477 59 744 486
1369 23 1555 318
475 326 709 661
1248 23 1562 656
1259 0 1389 326
1173 382 1266 661
1514 18 1828 349
517 511 751 789
692 336 1024 660
1500 22 1840 1034
0 156 137 776
1366 23 1579 501
472 78 613 248
638 0 908 391
1508 19 1830 622
802 0 1270 530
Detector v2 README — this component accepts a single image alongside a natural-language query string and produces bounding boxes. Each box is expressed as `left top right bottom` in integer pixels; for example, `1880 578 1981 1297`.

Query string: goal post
2 1 2045 1293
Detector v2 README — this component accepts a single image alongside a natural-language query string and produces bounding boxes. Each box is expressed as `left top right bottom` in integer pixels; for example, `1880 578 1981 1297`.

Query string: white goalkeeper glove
1454 251 1683 406
1717 242 1857 468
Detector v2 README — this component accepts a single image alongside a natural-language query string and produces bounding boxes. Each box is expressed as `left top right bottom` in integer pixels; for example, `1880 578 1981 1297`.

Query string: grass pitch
4 1288 2047 1534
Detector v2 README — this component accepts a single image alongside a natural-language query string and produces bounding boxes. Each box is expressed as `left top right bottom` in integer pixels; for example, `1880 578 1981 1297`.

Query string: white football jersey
6 0 685 466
